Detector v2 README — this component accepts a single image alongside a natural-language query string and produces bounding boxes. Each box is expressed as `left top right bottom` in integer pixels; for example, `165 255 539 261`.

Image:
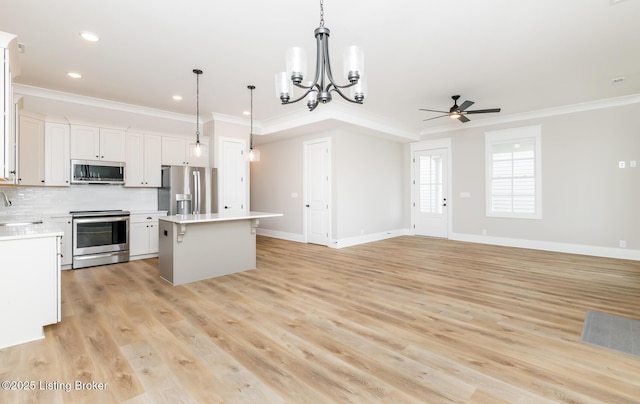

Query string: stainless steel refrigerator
158 166 218 215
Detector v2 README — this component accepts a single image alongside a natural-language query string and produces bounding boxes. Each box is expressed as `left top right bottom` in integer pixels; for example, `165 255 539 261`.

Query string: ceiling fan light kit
275 0 366 111
420 94 501 123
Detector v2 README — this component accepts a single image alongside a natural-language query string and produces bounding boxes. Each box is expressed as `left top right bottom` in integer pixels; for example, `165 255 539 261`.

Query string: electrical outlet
618 161 626 168
481 229 487 236
619 240 627 248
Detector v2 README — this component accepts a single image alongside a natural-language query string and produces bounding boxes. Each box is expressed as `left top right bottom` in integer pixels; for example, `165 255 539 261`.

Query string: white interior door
304 138 331 246
219 138 247 214
414 148 448 238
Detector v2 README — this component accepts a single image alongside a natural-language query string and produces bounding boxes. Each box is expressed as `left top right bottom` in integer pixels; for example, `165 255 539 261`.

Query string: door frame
410 138 452 238
303 137 332 245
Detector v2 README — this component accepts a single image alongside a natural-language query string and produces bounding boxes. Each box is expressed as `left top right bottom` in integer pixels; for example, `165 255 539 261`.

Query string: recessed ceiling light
172 95 183 101
67 72 82 79
243 111 251 116
80 31 100 42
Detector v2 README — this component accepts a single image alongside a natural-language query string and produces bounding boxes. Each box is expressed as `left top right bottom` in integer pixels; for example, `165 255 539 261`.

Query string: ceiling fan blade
423 114 448 122
465 108 501 114
459 115 471 123
458 100 474 112
419 108 449 114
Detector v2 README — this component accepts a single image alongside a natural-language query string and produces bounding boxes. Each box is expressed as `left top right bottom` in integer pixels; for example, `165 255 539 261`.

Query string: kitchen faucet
0 190 12 207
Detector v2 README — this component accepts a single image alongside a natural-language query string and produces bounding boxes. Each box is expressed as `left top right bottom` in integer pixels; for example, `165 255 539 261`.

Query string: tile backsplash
0 185 157 218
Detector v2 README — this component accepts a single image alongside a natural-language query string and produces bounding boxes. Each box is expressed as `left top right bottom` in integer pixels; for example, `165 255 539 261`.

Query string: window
418 153 443 214
485 125 541 219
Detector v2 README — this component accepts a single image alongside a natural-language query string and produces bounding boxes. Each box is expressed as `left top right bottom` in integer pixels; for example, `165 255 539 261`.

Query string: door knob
305 204 310 207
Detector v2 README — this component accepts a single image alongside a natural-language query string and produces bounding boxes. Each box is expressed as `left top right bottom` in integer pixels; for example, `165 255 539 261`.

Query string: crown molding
13 84 194 123
419 93 640 136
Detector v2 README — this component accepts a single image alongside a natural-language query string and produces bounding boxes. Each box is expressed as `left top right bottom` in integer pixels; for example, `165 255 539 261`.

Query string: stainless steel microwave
71 160 125 184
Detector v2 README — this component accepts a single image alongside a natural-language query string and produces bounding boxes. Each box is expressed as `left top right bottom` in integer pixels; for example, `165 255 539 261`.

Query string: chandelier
275 0 366 111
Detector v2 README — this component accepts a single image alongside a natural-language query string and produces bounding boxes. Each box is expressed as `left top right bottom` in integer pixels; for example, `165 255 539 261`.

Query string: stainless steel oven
71 210 130 269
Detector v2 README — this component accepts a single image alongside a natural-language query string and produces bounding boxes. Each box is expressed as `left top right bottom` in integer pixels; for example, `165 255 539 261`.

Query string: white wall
333 130 404 239
250 128 405 244
419 101 640 257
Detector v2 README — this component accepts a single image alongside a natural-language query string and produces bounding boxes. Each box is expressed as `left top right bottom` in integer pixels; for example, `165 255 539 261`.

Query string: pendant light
247 85 260 162
193 68 203 156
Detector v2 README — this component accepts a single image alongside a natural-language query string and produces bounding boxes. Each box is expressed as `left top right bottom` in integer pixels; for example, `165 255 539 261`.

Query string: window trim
485 125 542 219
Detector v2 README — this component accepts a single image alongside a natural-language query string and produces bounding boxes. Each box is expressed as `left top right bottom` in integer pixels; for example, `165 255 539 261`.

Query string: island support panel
158 218 257 285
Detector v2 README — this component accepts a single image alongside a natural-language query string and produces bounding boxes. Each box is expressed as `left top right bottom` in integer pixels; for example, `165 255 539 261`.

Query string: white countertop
0 223 63 241
159 211 283 224
130 210 168 216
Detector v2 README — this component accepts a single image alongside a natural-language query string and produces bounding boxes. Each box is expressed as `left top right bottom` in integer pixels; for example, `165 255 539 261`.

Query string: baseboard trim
256 228 306 243
330 229 407 249
449 232 640 261
257 228 638 261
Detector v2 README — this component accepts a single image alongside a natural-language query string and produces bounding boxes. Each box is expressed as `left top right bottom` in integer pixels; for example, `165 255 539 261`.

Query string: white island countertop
159 211 282 224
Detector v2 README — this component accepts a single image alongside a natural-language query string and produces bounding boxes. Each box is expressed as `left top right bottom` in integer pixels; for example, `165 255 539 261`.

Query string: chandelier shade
275 0 366 111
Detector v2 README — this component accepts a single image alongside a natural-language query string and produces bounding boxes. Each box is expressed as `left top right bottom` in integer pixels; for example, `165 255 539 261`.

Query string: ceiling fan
420 95 501 123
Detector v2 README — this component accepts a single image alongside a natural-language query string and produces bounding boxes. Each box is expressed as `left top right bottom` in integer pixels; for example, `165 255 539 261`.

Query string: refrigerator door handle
193 170 201 214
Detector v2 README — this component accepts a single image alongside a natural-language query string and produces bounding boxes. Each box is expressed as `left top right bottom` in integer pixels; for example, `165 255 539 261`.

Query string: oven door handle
73 216 129 224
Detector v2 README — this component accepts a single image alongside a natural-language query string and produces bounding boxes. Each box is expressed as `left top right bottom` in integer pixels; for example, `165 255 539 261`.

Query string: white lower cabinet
46 215 73 268
130 213 163 257
0 235 61 349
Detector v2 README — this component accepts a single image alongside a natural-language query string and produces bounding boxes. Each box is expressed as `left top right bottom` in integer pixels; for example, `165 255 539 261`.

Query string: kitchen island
158 211 282 285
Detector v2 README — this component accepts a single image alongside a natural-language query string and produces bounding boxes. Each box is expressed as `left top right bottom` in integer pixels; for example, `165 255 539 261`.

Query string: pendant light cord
193 69 202 144
196 71 200 142
319 0 324 27
249 85 255 150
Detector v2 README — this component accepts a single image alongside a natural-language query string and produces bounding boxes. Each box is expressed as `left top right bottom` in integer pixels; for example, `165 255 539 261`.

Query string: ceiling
1 0 639 143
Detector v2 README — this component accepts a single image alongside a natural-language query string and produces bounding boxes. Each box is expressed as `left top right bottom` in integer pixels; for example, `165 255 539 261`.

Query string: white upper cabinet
18 115 45 186
99 128 126 162
44 122 70 186
17 117 69 186
161 136 209 167
70 125 125 162
125 132 161 187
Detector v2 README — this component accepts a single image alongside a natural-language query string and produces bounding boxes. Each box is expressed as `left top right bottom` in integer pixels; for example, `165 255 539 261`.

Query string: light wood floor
2 236 640 403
